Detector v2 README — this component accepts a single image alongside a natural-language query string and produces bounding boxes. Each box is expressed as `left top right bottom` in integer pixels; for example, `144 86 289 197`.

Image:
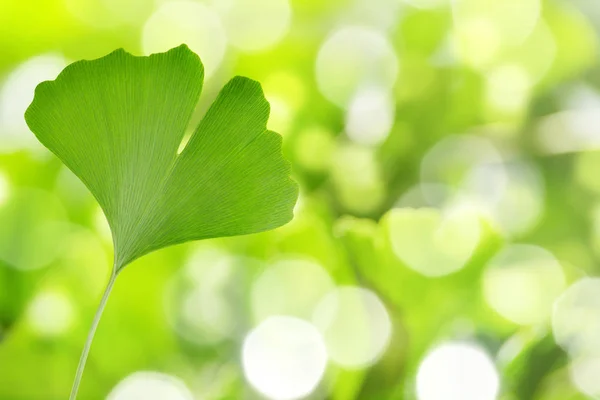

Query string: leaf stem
69 270 117 400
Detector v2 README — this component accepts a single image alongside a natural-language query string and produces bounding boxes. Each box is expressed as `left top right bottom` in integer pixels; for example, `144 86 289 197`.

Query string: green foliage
25 45 298 271
2 0 600 398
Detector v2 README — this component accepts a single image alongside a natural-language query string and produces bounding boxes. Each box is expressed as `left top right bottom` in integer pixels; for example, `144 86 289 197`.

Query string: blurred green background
2 0 600 399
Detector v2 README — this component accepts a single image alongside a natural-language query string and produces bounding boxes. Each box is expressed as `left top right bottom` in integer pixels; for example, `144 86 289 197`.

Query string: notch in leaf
25 45 298 399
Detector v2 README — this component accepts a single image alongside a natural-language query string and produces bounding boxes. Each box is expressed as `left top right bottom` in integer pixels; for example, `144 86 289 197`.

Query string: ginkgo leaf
25 45 298 271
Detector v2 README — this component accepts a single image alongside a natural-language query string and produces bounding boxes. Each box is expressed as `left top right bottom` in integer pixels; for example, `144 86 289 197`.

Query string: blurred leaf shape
25 45 298 271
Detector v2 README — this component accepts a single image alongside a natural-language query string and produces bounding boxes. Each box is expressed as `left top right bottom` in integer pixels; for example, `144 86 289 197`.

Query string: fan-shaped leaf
25 45 298 271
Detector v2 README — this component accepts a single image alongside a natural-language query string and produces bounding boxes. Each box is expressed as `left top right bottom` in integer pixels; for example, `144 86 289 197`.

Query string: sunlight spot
165 248 257 344
108 371 194 400
507 21 556 84
263 71 306 111
265 96 293 133
0 54 66 153
242 316 327 400
485 64 532 114
345 85 395 146
101 0 155 25
452 0 541 48
142 1 226 78
452 17 501 69
313 286 392 368
421 135 507 208
342 0 402 30
316 26 398 107
396 183 457 210
483 244 565 325
416 342 500 400
536 85 600 154
252 258 334 322
569 356 600 398
388 207 481 277
420 135 543 237
553 278 600 358
26 290 74 337
481 160 544 237
64 0 120 29
403 0 447 9
214 0 291 52
263 71 306 133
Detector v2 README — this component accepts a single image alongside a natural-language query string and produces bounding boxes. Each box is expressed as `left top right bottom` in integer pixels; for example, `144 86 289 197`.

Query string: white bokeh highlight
26 290 74 337
569 356 600 398
0 54 66 152
420 135 544 237
484 64 532 114
342 0 403 31
165 248 254 345
316 26 398 107
421 135 507 208
101 0 154 26
345 85 395 146
537 85 600 154
107 371 194 400
403 0 447 9
388 207 481 277
484 160 544 237
416 342 500 400
142 1 226 78
242 316 328 400
553 278 600 358
214 0 291 52
452 0 541 69
452 0 541 45
312 286 392 368
251 258 334 322
483 244 565 325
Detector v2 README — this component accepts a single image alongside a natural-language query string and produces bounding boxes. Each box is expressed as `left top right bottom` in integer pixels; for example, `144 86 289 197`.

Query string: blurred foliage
1 0 600 399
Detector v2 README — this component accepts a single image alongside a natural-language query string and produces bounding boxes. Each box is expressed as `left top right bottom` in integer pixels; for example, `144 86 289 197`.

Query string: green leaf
25 45 298 271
